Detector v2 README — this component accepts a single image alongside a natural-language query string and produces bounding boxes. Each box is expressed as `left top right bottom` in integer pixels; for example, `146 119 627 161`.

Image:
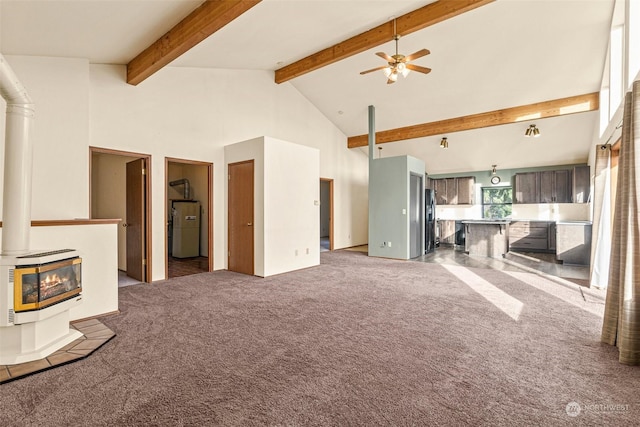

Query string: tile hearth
0 318 115 384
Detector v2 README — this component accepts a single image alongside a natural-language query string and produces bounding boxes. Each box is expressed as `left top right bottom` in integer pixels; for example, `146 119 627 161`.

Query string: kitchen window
482 187 513 219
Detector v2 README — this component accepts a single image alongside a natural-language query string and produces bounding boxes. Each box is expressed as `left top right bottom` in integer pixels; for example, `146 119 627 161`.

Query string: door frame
89 146 152 283
320 178 334 251
409 172 424 258
165 157 214 278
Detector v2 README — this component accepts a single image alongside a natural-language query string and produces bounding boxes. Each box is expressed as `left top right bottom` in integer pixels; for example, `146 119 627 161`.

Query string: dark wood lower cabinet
509 221 555 252
437 220 457 245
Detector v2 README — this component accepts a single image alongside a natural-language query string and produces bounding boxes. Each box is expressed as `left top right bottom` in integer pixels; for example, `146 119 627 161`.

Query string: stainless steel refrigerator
425 189 436 253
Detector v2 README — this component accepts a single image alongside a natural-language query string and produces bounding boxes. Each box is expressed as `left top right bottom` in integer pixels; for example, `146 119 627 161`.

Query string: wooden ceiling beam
127 0 261 86
274 0 494 84
347 92 600 148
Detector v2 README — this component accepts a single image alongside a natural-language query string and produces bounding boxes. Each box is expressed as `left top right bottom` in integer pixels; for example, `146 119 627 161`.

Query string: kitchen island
462 220 510 258
556 221 592 265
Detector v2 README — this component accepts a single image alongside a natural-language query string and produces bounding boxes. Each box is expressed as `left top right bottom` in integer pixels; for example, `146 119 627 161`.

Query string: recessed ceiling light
276 61 285 66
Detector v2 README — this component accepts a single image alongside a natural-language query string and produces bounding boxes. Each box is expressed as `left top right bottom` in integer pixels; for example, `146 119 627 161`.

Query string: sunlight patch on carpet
502 270 604 317
443 264 523 321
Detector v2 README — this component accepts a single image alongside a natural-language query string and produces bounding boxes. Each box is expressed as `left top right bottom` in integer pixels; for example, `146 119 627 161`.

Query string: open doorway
166 158 213 278
320 178 334 252
90 147 152 285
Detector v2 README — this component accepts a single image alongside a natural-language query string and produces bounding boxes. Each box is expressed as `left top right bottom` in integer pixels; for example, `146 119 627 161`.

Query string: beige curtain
590 144 611 289
601 80 640 365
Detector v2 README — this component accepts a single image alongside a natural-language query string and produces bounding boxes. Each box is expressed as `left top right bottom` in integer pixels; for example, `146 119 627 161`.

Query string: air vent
8 309 14 324
8 268 14 284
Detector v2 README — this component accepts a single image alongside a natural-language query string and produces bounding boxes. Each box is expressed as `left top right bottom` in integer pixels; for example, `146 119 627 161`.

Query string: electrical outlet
306 248 309 254
295 249 298 256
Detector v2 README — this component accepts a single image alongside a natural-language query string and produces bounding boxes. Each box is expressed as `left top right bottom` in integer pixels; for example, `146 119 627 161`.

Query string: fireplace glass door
14 257 82 312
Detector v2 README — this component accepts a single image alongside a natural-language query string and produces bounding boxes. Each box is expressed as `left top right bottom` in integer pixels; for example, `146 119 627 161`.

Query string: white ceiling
0 0 614 175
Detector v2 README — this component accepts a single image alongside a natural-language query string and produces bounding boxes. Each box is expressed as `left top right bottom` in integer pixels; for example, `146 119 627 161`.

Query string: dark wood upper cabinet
538 171 554 203
539 170 571 203
456 176 475 205
514 172 539 204
554 170 572 203
445 178 458 205
434 178 448 205
430 176 475 205
572 165 590 203
515 167 584 204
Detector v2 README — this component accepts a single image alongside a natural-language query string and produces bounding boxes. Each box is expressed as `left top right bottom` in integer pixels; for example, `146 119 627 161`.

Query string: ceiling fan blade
375 52 394 62
406 64 431 74
404 49 430 62
360 65 389 75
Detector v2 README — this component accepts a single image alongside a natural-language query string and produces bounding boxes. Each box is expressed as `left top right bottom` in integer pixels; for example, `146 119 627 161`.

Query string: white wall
0 56 90 221
264 136 319 276
89 65 367 280
0 56 369 281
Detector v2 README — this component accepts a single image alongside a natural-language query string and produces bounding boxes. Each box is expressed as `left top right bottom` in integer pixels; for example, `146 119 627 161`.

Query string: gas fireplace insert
13 256 82 312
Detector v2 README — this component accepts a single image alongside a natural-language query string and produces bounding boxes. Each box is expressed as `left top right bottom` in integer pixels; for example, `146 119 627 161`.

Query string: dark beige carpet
1 250 638 426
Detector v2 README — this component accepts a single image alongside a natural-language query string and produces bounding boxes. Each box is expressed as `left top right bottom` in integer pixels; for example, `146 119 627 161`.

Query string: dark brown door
228 160 254 275
126 158 146 281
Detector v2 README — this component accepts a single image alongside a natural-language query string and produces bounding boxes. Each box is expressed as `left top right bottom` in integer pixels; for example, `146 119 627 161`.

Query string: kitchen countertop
556 220 592 225
439 219 591 225
461 220 511 225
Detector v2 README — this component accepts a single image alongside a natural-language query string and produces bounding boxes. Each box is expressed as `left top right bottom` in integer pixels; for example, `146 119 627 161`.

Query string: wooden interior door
228 160 254 275
126 158 146 281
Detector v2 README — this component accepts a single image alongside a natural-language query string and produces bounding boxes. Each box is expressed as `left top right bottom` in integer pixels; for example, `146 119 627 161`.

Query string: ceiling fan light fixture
440 137 448 149
360 17 429 84
533 126 540 137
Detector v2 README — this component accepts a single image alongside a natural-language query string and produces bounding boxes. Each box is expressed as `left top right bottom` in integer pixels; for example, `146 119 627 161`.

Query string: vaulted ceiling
0 0 614 175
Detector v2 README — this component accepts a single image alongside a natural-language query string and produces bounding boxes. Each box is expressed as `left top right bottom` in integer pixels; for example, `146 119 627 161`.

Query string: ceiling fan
360 20 431 84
